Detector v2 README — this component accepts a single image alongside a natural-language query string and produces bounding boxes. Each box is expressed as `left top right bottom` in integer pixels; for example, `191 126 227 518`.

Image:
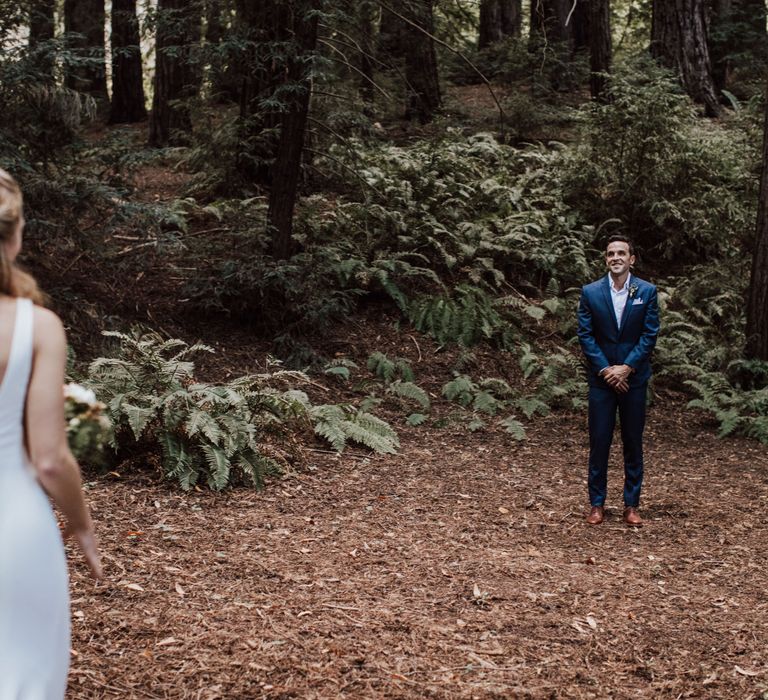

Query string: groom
577 235 659 527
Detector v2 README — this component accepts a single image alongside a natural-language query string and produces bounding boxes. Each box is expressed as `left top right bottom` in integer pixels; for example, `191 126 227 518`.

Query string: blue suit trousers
588 382 647 508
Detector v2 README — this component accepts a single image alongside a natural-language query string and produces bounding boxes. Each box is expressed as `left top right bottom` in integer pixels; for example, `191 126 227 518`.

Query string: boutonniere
628 282 639 299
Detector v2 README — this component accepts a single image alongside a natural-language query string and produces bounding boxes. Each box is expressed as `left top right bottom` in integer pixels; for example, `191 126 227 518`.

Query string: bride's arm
25 307 102 579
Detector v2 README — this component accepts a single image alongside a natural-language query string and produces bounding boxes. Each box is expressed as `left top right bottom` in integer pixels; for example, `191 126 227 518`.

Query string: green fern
310 404 399 454
500 416 527 441
387 380 430 410
367 352 415 384
442 374 477 406
83 329 398 489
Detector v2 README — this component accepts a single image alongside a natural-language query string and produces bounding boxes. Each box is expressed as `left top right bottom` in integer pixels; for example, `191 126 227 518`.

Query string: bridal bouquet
64 383 113 467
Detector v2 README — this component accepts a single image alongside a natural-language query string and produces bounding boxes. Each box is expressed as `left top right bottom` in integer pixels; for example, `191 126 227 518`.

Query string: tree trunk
589 0 612 100
651 0 721 116
29 0 55 45
358 1 378 108
205 0 223 94
267 3 319 260
64 0 109 114
28 0 55 79
206 0 242 102
149 0 199 146
379 4 405 58
237 1 288 120
403 0 441 122
530 0 589 48
109 0 147 124
479 0 522 48
531 0 563 42
206 0 223 44
745 81 768 360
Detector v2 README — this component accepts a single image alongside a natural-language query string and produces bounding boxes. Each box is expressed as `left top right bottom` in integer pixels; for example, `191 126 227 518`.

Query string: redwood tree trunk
149 0 199 146
745 82 768 360
267 3 319 260
64 0 109 113
403 0 441 122
109 0 147 124
530 0 589 48
358 0 378 108
589 0 612 100
29 0 55 45
28 0 55 79
237 1 287 121
650 0 721 116
379 4 405 57
530 0 573 43
479 0 522 48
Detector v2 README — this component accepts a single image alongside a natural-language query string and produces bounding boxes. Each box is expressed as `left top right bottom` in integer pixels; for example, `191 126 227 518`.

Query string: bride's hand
65 526 103 580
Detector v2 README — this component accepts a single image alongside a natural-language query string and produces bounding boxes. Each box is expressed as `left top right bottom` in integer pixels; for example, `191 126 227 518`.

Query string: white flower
63 383 97 406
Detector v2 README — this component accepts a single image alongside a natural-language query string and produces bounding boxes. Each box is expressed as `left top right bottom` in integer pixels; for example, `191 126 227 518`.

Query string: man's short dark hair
606 234 635 256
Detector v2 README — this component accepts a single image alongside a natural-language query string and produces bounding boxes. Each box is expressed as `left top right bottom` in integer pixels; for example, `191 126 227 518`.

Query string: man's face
605 241 634 277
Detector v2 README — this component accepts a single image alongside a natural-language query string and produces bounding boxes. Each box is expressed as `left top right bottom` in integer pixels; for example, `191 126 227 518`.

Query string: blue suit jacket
577 275 660 388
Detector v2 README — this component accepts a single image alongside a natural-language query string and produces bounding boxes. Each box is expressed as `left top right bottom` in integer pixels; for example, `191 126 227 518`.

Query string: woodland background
3 0 768 487
3 2 768 696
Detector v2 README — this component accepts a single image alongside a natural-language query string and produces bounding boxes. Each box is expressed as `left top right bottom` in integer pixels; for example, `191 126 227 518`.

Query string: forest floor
65 325 768 699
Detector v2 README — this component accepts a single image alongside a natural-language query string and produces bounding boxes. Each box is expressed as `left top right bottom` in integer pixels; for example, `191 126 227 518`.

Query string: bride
0 168 102 699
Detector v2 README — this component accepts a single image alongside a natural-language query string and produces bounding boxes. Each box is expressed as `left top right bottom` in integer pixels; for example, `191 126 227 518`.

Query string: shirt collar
608 272 631 293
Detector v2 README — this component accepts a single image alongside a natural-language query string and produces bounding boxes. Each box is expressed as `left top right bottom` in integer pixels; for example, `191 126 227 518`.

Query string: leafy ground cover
65 317 768 699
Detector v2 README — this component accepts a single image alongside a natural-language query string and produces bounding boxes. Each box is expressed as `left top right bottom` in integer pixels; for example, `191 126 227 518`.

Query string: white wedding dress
0 298 70 699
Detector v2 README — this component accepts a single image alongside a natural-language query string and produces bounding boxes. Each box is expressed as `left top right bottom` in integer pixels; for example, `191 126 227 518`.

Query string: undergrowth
79 330 399 490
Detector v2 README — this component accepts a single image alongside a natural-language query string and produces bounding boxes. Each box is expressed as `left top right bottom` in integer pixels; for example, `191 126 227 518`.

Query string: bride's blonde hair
0 168 43 304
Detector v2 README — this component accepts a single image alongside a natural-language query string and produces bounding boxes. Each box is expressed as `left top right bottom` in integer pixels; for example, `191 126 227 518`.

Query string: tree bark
403 0 441 122
745 81 768 360
379 4 405 58
530 0 585 44
479 0 522 48
29 0 55 45
358 1 378 108
236 1 288 121
530 0 566 42
651 0 721 116
267 3 319 260
28 0 55 79
109 0 147 124
149 0 199 146
588 0 612 101
206 0 243 102
64 0 109 114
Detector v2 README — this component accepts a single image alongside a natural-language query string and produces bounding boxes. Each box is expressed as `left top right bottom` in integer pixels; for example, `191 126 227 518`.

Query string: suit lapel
600 275 619 335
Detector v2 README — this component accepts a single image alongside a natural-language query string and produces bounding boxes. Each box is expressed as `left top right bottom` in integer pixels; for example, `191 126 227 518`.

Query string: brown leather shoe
586 506 604 525
624 507 643 527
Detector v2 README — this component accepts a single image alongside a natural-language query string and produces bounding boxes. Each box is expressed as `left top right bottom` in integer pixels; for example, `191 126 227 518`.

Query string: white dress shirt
609 272 630 327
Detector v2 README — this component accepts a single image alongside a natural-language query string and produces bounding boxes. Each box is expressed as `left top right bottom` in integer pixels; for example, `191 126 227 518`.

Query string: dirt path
68 404 768 699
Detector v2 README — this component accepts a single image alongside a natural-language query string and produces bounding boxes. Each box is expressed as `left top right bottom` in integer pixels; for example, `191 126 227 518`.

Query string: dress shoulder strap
5 298 35 400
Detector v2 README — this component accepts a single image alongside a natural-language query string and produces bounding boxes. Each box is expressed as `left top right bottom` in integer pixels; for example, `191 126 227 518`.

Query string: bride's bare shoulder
32 306 66 348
